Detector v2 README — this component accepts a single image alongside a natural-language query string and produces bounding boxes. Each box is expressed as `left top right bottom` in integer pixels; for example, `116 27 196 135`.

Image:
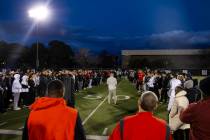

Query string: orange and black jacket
22 97 86 140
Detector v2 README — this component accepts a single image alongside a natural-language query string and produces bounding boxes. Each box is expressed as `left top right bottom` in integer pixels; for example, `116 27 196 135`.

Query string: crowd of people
1 68 210 140
0 69 124 112
128 69 201 107
123 69 209 140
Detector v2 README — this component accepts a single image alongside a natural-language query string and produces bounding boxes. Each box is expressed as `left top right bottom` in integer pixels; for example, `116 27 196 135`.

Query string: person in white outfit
12 74 22 110
167 74 181 111
169 86 190 140
21 75 30 106
147 72 155 92
107 73 117 104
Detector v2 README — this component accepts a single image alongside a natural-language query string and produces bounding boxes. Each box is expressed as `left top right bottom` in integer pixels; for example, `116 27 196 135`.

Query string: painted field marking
18 126 24 130
102 127 108 135
0 129 108 140
86 135 108 140
116 95 130 101
82 95 108 125
82 80 124 125
0 129 22 135
83 95 103 100
0 122 7 127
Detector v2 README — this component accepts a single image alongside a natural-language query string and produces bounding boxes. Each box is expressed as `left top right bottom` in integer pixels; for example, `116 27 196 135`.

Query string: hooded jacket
12 74 22 93
21 75 29 93
167 78 181 111
169 90 190 130
27 97 78 140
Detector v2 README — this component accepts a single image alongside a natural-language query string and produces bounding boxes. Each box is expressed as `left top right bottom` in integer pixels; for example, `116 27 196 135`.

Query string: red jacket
138 72 145 82
109 112 173 140
180 98 210 140
28 97 78 140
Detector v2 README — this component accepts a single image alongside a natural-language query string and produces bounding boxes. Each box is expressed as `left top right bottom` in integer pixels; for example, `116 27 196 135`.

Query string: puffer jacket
12 74 22 93
169 90 190 130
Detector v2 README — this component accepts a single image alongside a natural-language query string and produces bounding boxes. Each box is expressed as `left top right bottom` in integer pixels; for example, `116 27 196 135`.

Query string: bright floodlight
28 5 50 21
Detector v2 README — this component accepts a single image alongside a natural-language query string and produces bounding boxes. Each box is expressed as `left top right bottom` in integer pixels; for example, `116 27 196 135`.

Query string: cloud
72 35 116 44
149 30 210 48
68 30 210 52
1 21 210 52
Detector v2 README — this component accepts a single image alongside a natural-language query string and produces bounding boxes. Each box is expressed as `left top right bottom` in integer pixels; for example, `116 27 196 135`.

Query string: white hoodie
12 74 22 93
107 76 117 90
167 78 181 111
21 75 29 93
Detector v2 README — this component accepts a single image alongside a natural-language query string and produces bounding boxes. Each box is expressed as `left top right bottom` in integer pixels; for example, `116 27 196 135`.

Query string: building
122 49 210 70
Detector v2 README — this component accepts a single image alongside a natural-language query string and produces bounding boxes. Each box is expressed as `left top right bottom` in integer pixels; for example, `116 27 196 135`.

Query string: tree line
0 40 119 69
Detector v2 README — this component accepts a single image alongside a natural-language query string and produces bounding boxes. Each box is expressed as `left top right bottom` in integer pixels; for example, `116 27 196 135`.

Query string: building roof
121 49 207 56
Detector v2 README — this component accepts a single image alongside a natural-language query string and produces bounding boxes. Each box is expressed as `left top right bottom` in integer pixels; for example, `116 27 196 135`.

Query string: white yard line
86 135 108 140
18 126 24 130
0 129 108 140
102 127 108 135
82 96 108 125
0 122 7 127
0 129 22 135
82 80 123 125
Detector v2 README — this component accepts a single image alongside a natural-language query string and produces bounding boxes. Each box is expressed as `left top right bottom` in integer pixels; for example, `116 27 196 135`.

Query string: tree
1 42 27 68
48 40 75 69
21 42 48 69
97 50 117 68
128 57 149 68
75 48 90 68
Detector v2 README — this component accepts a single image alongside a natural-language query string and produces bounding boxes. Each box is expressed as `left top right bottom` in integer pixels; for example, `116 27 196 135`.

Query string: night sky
0 0 210 53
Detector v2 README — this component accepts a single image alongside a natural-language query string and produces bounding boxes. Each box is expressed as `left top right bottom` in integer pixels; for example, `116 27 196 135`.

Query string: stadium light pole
28 5 50 70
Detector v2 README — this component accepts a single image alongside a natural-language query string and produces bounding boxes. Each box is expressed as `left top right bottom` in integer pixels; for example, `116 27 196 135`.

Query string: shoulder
184 102 197 112
176 96 188 102
65 106 78 116
153 116 167 125
123 114 138 122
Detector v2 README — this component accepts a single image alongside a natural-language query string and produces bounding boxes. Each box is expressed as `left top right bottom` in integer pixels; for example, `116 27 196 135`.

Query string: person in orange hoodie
109 91 173 140
22 80 86 140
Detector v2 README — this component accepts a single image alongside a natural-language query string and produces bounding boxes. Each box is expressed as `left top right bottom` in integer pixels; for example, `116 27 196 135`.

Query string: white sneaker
13 107 21 111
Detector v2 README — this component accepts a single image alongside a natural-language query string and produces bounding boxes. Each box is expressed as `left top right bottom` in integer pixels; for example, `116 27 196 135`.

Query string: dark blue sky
0 0 210 53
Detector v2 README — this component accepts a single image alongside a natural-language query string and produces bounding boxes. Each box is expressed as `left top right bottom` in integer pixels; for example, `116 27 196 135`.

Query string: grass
0 78 168 139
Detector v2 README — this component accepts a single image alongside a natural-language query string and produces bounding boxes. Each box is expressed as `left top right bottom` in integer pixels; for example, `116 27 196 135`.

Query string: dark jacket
180 98 210 140
62 75 75 108
185 88 202 103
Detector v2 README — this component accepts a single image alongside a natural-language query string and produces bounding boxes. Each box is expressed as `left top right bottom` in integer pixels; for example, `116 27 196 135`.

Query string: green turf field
0 78 168 140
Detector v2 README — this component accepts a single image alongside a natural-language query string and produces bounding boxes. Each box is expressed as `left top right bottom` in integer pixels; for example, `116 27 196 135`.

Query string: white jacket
147 76 155 88
107 76 117 90
12 74 22 93
169 90 190 130
21 75 29 93
167 78 181 111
